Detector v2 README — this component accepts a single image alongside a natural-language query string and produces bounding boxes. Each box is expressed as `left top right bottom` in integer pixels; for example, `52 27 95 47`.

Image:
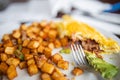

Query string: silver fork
71 43 88 68
71 43 104 80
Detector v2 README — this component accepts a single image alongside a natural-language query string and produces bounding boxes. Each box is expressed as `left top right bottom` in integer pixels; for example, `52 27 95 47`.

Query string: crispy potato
22 39 30 47
52 53 63 64
2 34 10 41
27 58 35 66
41 73 51 80
19 61 27 69
39 31 47 39
7 65 17 80
28 40 40 49
12 30 21 39
5 47 15 54
0 53 8 61
28 64 38 76
22 48 30 54
51 71 67 80
54 40 61 48
48 30 57 39
41 62 54 74
24 53 33 60
48 42 54 50
60 37 68 46
0 62 8 74
57 60 69 70
37 45 45 53
0 43 2 47
0 48 4 53
72 67 83 76
20 24 27 30
34 55 47 69
44 47 52 58
6 58 20 67
17 38 22 44
30 49 38 54
3 40 13 47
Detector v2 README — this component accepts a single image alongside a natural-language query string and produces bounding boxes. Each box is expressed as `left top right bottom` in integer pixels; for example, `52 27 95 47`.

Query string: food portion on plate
0 15 120 80
56 15 120 79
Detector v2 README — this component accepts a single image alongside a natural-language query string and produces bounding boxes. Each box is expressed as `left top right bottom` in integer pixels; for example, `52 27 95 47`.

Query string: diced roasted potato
2 34 10 41
19 61 27 69
20 24 27 30
6 58 20 67
48 43 54 50
5 47 15 54
39 31 47 39
52 53 63 64
54 40 61 48
22 39 30 47
7 65 17 80
44 47 52 58
0 53 8 61
0 43 2 47
28 64 38 76
30 49 37 54
60 37 68 47
0 62 8 74
72 67 83 76
41 73 51 80
41 62 54 74
37 45 45 53
24 53 33 60
34 55 47 69
27 58 35 66
40 20 47 27
57 60 69 70
3 40 13 47
12 30 21 39
51 71 67 80
48 30 57 39
0 48 4 53
22 48 30 54
27 40 40 49
17 38 22 44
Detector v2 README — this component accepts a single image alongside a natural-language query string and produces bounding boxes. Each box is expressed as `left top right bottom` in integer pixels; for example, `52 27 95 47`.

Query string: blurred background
0 0 120 37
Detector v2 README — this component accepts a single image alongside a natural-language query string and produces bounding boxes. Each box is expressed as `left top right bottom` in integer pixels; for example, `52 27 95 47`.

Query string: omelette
56 15 120 55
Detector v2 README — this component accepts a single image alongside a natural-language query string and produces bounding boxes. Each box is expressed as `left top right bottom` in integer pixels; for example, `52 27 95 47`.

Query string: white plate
0 21 120 80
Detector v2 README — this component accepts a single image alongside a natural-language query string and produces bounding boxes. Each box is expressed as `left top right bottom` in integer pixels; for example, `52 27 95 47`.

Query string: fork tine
78 44 88 64
76 44 86 65
73 44 84 65
71 44 81 66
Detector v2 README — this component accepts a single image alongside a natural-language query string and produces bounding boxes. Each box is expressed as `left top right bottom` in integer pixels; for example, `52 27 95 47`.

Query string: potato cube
20 24 27 30
48 43 54 50
37 45 45 53
44 47 52 58
72 67 83 76
0 53 8 61
28 64 38 76
52 53 63 64
12 30 21 39
3 40 13 47
60 37 68 46
0 62 8 74
7 65 17 80
22 48 30 54
0 48 4 53
5 47 15 54
34 55 47 69
27 58 35 66
24 53 33 60
54 40 61 48
48 30 57 39
2 34 10 41
22 39 30 47
41 73 51 80
28 40 40 49
19 61 27 69
41 62 54 74
6 58 20 67
51 72 67 80
57 60 69 70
